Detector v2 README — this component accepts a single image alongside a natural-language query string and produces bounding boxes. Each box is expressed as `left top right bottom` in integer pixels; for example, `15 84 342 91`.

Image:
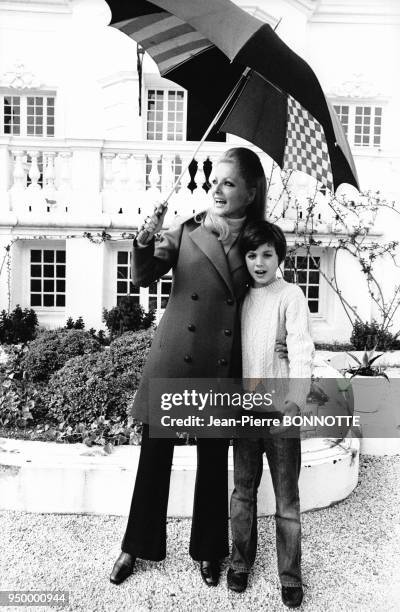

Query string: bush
0 344 46 427
44 330 153 441
65 316 85 330
103 297 155 338
0 305 38 344
21 329 102 382
350 320 398 351
314 342 354 352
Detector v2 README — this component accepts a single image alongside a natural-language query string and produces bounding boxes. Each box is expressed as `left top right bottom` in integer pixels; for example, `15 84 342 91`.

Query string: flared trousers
121 425 230 561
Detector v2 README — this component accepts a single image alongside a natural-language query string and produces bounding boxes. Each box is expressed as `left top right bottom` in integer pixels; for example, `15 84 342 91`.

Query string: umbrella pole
137 69 251 242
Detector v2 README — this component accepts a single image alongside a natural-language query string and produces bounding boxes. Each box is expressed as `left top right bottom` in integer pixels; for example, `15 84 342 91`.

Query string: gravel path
1 456 399 612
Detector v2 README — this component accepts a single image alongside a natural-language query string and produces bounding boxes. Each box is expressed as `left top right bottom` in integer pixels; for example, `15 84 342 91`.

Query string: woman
110 147 266 587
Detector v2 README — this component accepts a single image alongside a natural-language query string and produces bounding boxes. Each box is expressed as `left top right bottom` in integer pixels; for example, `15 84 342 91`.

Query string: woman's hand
137 203 167 246
275 340 288 360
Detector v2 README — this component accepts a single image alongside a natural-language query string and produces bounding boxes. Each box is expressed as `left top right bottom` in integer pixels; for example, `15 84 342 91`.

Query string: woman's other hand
137 202 167 245
275 340 288 360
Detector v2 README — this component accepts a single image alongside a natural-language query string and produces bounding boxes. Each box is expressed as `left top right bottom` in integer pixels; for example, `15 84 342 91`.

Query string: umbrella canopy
106 0 359 193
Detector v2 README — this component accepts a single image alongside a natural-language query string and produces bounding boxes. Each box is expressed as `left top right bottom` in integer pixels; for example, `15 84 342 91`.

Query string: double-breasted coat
131 214 250 424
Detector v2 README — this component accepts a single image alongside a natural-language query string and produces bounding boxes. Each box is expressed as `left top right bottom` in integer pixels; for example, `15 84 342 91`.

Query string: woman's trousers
121 425 230 561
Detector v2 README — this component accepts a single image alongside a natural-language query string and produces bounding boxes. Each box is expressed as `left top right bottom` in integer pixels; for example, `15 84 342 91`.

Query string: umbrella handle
136 202 167 245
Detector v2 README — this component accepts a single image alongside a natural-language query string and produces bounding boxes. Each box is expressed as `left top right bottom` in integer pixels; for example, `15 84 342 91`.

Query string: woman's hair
219 147 266 221
204 147 267 241
239 220 287 265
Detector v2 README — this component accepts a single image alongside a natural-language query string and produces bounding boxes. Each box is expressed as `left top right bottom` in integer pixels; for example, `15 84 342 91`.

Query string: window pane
31 265 41 277
44 280 54 292
43 294 54 307
44 265 54 277
56 251 66 263
118 251 128 265
56 279 65 292
56 295 65 307
31 279 41 291
43 250 54 262
56 265 66 277
31 250 41 262
31 294 42 307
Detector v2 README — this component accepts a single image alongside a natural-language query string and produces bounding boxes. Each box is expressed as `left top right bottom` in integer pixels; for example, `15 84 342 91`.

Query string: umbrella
105 0 359 194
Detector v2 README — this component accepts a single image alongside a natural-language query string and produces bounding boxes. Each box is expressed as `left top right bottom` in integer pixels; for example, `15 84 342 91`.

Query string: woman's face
210 161 255 219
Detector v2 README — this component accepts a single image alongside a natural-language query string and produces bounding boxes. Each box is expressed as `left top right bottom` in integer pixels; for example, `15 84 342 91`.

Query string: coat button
184 354 192 363
224 329 232 336
191 293 199 300
226 297 234 305
188 324 196 332
217 358 228 366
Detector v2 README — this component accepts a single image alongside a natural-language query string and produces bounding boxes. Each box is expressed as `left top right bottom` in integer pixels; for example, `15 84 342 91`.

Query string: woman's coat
131 215 250 423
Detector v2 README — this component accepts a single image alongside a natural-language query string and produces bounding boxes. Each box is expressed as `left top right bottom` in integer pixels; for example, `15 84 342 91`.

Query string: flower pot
348 375 399 455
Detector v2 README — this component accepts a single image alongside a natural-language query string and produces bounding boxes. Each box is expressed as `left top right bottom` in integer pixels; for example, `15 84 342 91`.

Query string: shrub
65 316 85 330
350 320 398 351
21 329 102 382
103 297 155 338
0 344 46 427
44 329 153 437
314 342 354 352
0 305 38 344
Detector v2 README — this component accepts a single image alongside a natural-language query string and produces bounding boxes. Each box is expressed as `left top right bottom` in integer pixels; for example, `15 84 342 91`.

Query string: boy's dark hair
239 220 287 264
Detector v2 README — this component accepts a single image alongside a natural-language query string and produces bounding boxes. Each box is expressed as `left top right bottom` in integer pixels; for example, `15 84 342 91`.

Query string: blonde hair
205 147 267 240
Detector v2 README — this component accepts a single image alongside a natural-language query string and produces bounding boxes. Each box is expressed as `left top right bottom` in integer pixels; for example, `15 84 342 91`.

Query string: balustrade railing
1 136 376 234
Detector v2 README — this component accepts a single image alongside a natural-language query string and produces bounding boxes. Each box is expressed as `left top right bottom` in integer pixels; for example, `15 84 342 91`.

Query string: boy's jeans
230 436 302 587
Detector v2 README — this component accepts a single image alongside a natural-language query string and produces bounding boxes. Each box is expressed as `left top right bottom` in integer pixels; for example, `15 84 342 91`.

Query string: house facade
0 0 399 342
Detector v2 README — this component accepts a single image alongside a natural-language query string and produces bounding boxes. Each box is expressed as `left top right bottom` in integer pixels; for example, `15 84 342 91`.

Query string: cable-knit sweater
241 278 315 409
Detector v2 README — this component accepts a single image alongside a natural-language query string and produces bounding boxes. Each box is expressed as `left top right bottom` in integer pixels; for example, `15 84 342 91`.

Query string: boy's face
245 242 280 288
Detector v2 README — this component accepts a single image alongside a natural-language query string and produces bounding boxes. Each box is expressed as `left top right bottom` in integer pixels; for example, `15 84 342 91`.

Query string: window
117 251 172 310
116 251 141 305
30 249 66 308
1 94 55 137
148 277 172 310
3 95 20 135
284 254 320 313
146 89 186 141
333 103 383 148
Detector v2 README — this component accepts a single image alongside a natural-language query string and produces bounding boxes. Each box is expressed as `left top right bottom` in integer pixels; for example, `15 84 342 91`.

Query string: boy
227 220 314 608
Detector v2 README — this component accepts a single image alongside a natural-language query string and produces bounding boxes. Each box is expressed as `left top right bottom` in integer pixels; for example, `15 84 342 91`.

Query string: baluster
161 153 175 195
187 158 198 193
131 153 146 194
102 152 115 191
148 154 161 192
58 151 72 213
11 150 26 191
117 153 131 191
27 150 41 190
43 151 57 206
201 157 212 193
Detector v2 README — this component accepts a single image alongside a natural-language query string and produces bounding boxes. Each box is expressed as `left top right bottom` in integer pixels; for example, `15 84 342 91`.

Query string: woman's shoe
200 560 220 586
281 586 303 608
109 552 136 585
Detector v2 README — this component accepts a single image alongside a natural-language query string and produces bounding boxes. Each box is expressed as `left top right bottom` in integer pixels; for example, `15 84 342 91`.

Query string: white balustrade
3 138 374 236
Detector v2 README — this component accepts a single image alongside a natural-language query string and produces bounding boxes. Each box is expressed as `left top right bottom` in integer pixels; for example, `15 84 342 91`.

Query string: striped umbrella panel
113 12 214 75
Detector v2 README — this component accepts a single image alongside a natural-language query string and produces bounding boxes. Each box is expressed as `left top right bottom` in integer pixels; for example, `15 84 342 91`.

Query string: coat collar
189 224 248 296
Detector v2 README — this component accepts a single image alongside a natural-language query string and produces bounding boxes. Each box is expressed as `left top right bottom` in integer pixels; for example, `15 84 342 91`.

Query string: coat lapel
189 225 234 293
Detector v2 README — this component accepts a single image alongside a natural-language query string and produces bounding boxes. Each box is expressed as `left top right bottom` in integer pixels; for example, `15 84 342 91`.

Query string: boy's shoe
281 586 303 608
227 568 248 593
